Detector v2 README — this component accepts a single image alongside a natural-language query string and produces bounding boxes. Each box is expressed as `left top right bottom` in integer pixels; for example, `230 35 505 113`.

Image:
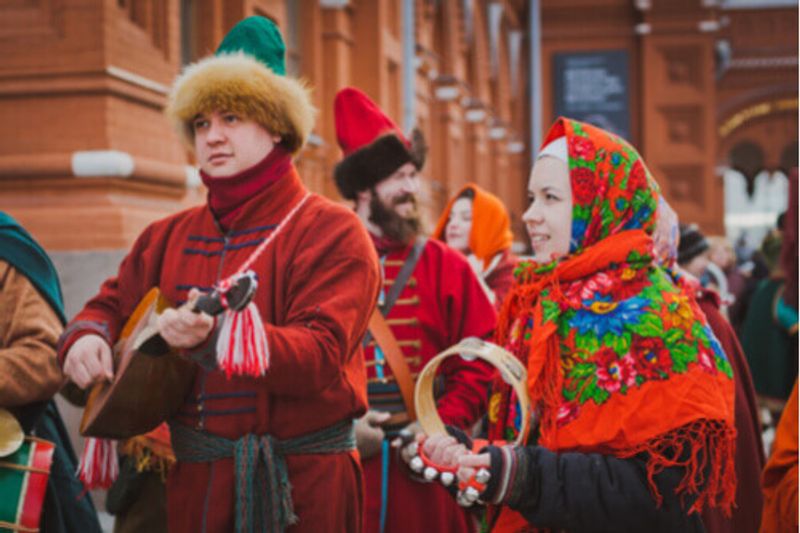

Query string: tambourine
409 337 531 505
414 337 530 445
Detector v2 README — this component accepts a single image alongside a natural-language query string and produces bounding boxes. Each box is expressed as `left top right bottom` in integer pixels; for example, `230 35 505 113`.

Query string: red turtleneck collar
200 145 292 230
369 232 414 256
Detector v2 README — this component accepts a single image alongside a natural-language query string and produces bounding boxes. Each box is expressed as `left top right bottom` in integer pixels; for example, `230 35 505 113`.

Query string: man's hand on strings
158 288 214 349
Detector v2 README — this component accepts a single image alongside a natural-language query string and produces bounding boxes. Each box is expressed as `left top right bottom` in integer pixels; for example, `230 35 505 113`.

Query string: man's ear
356 189 372 204
355 188 373 211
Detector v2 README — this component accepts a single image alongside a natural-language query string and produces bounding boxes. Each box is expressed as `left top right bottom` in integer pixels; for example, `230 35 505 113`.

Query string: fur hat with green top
166 16 315 154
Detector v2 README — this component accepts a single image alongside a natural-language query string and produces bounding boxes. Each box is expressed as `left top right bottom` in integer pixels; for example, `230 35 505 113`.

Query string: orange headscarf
433 184 513 269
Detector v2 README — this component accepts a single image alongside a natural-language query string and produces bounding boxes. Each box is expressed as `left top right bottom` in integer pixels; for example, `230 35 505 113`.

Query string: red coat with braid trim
58 169 381 533
363 237 497 533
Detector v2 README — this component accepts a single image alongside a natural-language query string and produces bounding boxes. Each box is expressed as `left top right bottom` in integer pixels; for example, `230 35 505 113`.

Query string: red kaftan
363 238 497 533
60 169 380 532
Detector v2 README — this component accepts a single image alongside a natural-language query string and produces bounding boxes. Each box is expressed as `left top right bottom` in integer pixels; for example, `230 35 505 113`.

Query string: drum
0 409 53 533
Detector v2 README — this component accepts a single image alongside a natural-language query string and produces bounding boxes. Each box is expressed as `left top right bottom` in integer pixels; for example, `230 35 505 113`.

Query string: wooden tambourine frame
414 337 531 446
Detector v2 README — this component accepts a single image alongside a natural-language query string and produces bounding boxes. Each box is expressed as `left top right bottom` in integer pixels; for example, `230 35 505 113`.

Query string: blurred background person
678 223 711 280
740 173 798 449
731 214 783 335
433 184 518 309
707 236 739 306
709 234 751 334
678 223 730 308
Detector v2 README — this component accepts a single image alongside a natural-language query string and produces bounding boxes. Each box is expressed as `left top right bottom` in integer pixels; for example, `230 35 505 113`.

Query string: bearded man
333 87 497 533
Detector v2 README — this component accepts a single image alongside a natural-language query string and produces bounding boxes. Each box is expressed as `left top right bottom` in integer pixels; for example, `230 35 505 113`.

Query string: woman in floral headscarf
419 118 736 532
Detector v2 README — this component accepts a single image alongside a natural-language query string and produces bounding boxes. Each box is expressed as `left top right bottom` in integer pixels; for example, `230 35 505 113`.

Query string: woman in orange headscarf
434 184 517 308
417 118 736 532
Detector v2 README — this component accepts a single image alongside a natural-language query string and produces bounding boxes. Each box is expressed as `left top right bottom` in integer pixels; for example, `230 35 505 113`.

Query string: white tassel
77 437 118 490
216 301 270 378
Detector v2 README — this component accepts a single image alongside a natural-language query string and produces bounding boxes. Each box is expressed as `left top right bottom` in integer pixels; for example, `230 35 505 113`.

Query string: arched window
724 140 788 250
729 140 765 197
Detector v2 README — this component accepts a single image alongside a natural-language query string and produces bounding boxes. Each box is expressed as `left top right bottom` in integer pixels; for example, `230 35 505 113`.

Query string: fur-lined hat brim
165 52 316 154
334 130 427 200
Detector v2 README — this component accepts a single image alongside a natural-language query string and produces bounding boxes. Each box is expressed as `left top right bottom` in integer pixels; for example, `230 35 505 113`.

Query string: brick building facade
1 1 796 289
0 0 795 519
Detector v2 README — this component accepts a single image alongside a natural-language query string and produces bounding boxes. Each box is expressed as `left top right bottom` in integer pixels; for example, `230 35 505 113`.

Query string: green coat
741 278 799 402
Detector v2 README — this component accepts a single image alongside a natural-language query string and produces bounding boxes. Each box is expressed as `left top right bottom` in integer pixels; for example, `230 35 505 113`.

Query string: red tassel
216 301 269 378
77 437 118 490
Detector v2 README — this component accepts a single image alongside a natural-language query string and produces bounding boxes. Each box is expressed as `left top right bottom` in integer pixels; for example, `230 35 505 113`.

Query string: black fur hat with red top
333 87 427 200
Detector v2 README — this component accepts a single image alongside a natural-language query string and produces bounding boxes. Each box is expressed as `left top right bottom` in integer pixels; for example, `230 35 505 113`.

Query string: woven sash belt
170 419 356 533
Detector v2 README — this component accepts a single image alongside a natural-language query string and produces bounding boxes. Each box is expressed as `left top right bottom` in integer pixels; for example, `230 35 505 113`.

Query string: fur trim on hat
334 129 427 200
166 52 316 154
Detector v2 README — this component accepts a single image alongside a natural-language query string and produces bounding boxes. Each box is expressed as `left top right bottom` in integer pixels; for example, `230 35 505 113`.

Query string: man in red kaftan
333 87 497 533
58 17 380 533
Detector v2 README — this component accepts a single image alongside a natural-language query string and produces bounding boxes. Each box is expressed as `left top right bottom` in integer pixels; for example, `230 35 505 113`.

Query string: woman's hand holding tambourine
401 337 530 506
397 431 491 506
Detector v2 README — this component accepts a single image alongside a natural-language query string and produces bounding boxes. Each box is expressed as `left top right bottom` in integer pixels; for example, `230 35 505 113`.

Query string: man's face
373 162 421 219
193 111 280 178
365 162 422 243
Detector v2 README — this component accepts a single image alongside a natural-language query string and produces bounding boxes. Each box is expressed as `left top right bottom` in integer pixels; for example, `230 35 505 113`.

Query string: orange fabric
120 422 176 472
761 380 799 533
433 183 513 269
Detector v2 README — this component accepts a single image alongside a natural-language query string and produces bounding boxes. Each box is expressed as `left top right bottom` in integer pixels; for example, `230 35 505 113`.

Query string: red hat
333 87 427 199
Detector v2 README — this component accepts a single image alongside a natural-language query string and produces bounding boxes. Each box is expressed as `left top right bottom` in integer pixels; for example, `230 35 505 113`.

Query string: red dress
484 249 518 309
363 237 497 533
60 169 381 533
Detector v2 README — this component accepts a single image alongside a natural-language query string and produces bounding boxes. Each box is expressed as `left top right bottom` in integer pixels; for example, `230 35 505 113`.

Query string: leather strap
363 237 428 421
381 237 427 315
363 237 427 347
368 311 417 421
414 337 531 446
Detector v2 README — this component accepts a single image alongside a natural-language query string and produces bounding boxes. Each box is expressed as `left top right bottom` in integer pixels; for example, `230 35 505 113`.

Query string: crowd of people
1 15 796 533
